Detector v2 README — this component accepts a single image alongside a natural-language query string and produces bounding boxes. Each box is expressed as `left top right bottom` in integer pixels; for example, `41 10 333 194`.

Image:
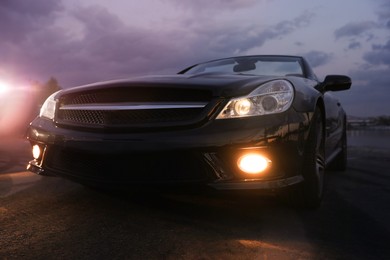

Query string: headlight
216 80 294 119
39 91 60 120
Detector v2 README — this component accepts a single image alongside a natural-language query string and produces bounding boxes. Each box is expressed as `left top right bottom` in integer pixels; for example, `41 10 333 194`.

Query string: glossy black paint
27 55 351 191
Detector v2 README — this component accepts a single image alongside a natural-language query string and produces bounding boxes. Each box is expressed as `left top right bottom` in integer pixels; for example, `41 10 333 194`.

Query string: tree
35 77 61 106
376 116 390 126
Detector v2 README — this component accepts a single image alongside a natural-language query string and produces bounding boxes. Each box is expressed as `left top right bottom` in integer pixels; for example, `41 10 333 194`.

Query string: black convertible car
27 55 351 208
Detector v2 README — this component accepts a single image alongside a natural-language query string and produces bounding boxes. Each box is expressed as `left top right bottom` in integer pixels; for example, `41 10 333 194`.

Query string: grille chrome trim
59 102 207 111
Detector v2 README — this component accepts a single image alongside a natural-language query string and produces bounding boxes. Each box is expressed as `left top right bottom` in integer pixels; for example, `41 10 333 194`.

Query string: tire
328 127 347 171
289 108 325 209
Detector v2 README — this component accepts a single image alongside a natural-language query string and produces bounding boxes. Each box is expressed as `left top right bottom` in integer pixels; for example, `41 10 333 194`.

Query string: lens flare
0 83 37 137
0 81 10 95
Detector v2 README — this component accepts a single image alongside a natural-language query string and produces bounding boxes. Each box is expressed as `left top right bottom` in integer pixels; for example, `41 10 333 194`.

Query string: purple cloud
0 0 63 43
165 0 258 11
363 40 390 66
338 38 390 116
184 11 314 57
338 66 390 116
334 21 377 39
377 1 390 25
0 1 315 88
1 0 389 118
302 51 332 68
348 41 361 50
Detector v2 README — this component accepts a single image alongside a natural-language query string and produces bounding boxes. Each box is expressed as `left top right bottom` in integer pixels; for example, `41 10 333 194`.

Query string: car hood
60 73 281 98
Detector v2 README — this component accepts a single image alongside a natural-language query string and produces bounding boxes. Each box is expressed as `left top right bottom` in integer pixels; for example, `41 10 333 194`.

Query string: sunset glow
1 0 389 116
0 81 10 95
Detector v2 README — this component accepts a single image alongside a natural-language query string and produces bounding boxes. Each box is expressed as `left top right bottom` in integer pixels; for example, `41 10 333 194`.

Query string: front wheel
289 108 325 209
328 127 347 171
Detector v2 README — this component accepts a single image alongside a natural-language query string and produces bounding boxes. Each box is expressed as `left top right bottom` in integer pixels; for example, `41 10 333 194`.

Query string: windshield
182 56 305 77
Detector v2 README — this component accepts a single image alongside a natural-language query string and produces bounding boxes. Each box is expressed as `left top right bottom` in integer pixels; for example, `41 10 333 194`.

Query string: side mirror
322 75 351 91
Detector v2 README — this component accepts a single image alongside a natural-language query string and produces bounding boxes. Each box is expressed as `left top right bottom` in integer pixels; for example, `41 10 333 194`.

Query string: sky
0 0 389 117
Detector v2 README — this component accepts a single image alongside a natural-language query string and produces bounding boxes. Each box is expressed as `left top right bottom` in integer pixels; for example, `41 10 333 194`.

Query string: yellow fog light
237 153 270 174
32 145 42 160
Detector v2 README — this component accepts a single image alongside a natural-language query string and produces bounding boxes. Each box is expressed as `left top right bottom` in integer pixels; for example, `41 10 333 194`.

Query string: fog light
237 153 270 174
32 145 41 160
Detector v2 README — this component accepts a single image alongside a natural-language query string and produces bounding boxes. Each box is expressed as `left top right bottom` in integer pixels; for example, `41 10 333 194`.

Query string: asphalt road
0 139 389 259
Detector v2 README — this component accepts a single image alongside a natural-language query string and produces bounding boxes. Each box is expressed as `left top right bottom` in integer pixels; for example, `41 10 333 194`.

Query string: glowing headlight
234 98 252 116
39 91 60 120
216 80 294 119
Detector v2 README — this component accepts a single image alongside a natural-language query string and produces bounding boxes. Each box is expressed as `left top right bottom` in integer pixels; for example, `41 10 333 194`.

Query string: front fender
289 77 322 113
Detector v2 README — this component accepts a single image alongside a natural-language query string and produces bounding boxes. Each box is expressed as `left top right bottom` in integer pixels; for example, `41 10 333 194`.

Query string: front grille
56 87 215 129
61 87 212 104
58 108 201 126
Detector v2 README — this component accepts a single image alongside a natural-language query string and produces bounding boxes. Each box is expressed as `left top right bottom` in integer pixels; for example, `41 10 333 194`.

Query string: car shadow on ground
0 152 16 172
0 138 30 174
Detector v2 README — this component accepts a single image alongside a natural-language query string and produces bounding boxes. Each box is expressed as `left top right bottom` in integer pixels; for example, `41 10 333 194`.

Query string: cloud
72 5 125 36
377 1 390 25
334 0 390 116
0 0 314 97
0 1 314 88
302 51 332 68
339 66 390 116
1 3 189 86
338 38 390 116
190 11 314 57
363 40 390 66
165 0 258 11
334 21 377 39
347 41 361 50
0 0 63 43
351 67 390 89
0 0 387 117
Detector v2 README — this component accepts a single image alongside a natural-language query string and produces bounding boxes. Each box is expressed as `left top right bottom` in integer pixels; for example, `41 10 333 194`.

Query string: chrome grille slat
59 102 207 111
56 87 214 129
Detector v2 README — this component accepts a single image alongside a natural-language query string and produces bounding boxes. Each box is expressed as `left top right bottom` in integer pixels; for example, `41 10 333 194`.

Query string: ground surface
0 139 389 259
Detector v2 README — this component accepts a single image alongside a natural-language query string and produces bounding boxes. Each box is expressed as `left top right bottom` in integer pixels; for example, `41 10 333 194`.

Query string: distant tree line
26 77 62 125
32 77 61 107
348 116 390 129
373 116 390 126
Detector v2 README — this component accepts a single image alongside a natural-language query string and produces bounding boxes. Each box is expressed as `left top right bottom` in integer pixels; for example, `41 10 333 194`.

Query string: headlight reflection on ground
238 239 313 258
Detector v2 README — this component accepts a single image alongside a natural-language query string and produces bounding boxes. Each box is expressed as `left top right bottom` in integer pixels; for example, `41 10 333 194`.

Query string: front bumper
27 110 310 190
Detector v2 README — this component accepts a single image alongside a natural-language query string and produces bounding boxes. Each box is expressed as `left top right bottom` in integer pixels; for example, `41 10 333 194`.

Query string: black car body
27 55 351 208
